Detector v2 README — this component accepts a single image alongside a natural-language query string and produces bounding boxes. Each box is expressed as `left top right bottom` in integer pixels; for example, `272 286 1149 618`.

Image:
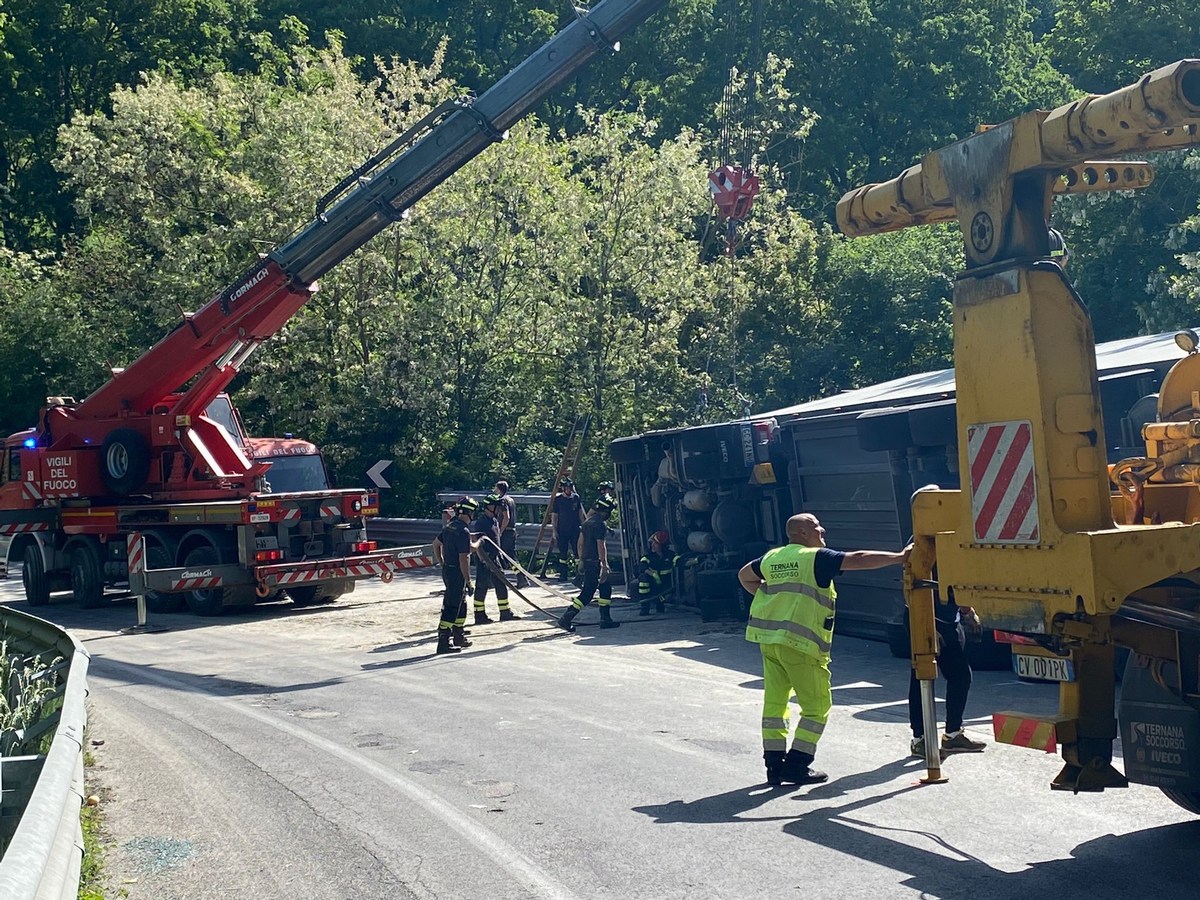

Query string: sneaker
910 737 925 758
941 731 986 753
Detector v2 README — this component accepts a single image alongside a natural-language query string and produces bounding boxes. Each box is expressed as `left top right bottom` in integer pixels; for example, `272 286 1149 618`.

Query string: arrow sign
367 459 393 489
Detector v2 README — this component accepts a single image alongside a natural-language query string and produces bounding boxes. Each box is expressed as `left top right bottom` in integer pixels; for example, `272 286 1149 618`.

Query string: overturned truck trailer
611 329 1184 649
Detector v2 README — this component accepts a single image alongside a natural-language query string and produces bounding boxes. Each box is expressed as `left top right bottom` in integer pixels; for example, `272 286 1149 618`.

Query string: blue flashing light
23 437 36 448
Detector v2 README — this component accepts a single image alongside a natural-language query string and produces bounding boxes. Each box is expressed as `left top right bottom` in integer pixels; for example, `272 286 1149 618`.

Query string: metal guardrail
368 518 624 561
0 607 90 900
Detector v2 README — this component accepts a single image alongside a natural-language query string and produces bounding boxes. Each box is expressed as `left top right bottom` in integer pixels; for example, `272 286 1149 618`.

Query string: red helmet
651 530 670 546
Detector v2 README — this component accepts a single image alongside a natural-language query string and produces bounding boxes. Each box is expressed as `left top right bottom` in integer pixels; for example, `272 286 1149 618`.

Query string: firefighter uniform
744 543 838 785
471 495 519 625
557 498 619 631
637 532 680 615
436 498 476 654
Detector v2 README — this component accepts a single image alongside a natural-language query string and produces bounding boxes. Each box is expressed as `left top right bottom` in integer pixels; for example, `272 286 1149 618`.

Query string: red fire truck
0 0 668 615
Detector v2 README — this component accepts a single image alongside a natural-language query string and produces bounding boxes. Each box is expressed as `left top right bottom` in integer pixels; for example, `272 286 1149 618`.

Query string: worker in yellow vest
739 513 910 786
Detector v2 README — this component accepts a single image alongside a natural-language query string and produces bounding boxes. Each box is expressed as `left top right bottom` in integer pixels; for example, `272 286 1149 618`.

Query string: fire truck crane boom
75 0 667 427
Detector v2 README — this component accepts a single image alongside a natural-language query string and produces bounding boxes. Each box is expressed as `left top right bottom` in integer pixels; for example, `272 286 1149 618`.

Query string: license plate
1014 652 1075 682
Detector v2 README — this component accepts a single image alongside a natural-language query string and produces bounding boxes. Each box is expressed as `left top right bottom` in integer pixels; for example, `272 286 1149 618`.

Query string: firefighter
557 497 620 632
548 477 584 579
738 513 909 786
432 497 477 654
471 493 520 625
1048 226 1070 268
494 479 525 587
637 530 681 615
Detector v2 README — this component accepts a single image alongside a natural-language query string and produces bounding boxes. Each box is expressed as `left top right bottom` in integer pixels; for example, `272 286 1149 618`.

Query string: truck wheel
1162 788 1200 816
143 532 185 613
181 545 226 617
101 428 150 496
22 545 50 606
289 580 352 607
70 543 105 609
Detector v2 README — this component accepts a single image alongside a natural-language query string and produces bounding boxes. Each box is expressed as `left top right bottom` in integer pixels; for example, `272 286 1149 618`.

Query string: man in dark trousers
494 479 524 585
907 571 986 756
557 496 620 632
739 513 909 786
471 493 520 625
549 477 584 579
432 497 477 654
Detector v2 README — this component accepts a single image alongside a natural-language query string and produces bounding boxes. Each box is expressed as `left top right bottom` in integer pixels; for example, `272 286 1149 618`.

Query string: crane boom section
74 0 668 423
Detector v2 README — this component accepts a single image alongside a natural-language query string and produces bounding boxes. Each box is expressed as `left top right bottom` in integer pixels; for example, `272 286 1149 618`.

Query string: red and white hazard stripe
281 505 301 522
392 555 434 570
127 533 145 577
22 482 43 502
0 521 50 534
271 559 397 586
172 576 223 591
967 420 1039 544
318 500 341 520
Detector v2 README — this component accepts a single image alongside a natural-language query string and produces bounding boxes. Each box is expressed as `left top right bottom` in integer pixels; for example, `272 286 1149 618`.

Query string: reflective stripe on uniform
746 616 832 654
791 737 817 756
759 580 836 611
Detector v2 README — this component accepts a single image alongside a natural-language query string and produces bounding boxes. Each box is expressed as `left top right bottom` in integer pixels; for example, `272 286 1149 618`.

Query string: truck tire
181 545 226 617
143 532 185 613
70 543 105 608
1161 788 1200 816
22 544 50 606
289 580 352 607
101 428 150 496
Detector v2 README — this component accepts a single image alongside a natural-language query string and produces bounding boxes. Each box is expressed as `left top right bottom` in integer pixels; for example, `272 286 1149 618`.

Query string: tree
0 0 259 250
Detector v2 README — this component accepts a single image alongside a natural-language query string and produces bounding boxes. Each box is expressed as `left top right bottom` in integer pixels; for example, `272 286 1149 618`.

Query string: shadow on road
783 791 1200 898
633 783 799 824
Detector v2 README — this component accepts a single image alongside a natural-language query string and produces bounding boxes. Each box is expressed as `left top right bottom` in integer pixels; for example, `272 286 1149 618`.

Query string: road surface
2 571 1195 898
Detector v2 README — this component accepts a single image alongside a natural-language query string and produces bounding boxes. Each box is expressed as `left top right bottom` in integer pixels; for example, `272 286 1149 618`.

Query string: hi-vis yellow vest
744 544 836 661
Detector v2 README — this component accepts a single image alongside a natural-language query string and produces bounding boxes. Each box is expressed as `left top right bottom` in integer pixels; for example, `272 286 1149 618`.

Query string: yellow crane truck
837 60 1200 813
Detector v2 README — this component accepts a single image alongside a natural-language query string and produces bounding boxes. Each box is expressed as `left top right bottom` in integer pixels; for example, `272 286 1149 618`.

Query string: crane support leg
907 491 952 783
1050 628 1128 792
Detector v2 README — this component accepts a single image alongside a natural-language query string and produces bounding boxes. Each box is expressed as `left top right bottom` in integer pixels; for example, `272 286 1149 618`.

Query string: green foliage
15 30 968 514
1046 0 1200 92
0 636 63 757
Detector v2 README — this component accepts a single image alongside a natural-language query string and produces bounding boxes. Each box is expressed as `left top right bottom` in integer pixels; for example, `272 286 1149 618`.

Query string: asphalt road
3 571 1197 899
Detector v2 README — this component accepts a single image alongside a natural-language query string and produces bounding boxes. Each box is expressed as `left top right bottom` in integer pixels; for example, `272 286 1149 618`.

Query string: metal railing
368 518 623 561
0 607 90 900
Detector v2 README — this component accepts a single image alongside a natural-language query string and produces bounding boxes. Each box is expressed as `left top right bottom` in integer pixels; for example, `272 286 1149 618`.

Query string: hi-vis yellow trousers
759 643 832 755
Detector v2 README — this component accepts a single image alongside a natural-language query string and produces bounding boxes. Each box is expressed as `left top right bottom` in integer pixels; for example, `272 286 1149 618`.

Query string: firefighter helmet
455 496 479 514
1048 227 1068 260
483 492 502 508
651 530 670 546
561 477 575 488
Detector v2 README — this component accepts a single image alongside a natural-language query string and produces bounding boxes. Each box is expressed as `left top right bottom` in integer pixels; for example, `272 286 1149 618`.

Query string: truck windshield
261 456 330 493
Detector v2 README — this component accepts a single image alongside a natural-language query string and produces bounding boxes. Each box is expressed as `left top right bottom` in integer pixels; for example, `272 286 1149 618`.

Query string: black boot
779 749 827 785
599 605 620 629
654 599 665 614
436 630 461 655
558 606 579 632
499 608 520 622
639 601 651 616
764 751 786 786
451 626 471 648
474 610 494 625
